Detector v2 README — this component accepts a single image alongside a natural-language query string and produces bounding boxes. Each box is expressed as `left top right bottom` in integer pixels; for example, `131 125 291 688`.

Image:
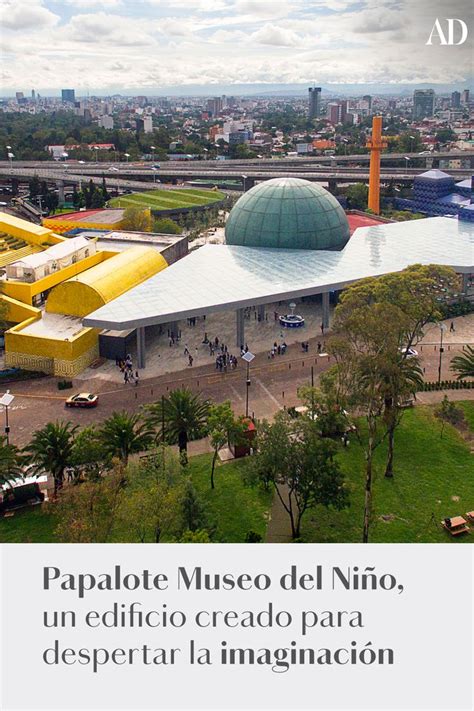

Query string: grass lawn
108 188 225 212
0 454 271 544
302 405 474 543
458 401 474 432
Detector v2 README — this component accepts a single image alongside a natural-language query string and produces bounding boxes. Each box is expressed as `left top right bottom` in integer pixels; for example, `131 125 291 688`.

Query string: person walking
188 354 193 366
134 370 139 386
450 321 455 333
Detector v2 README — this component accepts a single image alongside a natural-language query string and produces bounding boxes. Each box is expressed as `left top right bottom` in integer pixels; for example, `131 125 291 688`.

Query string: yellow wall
46 246 167 317
5 322 100 377
42 219 124 234
0 212 63 246
0 294 40 323
2 250 117 306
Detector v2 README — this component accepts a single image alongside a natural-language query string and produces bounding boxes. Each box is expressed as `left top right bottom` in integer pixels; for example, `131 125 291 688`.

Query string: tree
182 480 208 532
29 175 41 199
99 411 153 465
434 396 464 438
153 217 181 234
450 345 474 380
119 449 185 542
145 389 210 462
296 385 350 438
54 466 125 543
179 529 211 542
70 426 110 480
0 436 23 488
121 206 152 232
25 421 77 496
346 183 368 210
252 412 348 539
329 303 407 541
333 265 458 478
207 401 246 489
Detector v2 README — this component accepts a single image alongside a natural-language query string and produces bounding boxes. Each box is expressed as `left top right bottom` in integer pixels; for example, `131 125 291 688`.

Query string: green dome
225 177 350 251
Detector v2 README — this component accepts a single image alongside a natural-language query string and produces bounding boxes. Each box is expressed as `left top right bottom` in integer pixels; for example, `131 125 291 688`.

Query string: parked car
65 393 99 408
399 347 418 358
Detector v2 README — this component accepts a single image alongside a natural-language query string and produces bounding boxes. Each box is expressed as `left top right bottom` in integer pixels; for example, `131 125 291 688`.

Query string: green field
0 454 271 544
108 188 226 212
1 405 472 544
302 404 474 543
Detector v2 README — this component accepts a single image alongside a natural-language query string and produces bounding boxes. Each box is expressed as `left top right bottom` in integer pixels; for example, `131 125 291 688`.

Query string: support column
322 292 330 330
257 304 265 321
57 180 65 203
236 308 245 349
136 326 146 369
169 321 179 339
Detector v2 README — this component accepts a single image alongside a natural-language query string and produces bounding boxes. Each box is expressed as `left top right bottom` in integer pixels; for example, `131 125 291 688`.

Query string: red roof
47 209 106 221
347 214 388 235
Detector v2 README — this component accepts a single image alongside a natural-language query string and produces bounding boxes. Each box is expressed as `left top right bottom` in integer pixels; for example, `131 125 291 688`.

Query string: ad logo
426 19 468 45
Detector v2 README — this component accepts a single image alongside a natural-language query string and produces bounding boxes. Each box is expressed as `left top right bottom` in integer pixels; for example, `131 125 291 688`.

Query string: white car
399 347 418 358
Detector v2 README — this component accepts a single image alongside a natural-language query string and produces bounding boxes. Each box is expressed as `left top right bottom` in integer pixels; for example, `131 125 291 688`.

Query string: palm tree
99 411 153 465
145 389 210 461
0 435 23 488
450 345 474 380
25 421 77 496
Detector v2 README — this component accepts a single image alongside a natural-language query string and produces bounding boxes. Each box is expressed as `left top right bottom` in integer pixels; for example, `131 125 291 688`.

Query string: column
57 180 65 203
236 308 245 349
322 292 330 330
136 326 146 369
169 321 179 339
257 304 265 321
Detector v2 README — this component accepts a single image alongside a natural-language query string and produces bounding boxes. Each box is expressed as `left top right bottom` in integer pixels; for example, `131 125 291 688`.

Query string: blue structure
395 170 473 217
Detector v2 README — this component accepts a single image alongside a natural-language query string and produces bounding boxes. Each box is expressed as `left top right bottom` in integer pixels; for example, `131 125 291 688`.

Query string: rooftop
84 216 474 331
45 209 125 224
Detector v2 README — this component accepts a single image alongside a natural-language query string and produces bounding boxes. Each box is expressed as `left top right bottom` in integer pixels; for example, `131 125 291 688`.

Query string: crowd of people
116 354 140 385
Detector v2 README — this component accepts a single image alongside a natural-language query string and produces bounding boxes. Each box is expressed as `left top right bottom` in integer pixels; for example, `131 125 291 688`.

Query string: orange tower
366 116 387 214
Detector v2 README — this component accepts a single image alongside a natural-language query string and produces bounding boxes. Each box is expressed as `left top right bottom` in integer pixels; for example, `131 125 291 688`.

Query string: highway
0 165 471 189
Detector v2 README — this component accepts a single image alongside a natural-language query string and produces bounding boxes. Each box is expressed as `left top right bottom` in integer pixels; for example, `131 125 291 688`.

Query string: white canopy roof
83 217 473 331
10 236 91 270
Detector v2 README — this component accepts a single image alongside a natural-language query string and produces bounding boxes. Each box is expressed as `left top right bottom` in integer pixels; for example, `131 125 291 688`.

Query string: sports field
108 187 226 211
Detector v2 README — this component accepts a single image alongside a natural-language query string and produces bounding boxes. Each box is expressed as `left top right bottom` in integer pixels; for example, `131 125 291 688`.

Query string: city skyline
1 0 472 95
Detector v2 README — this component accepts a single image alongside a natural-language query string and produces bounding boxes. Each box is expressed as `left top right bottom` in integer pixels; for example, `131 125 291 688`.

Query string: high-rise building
143 115 153 133
31 89 36 101
363 95 372 114
15 92 24 102
207 97 223 117
308 87 322 120
61 89 75 103
99 115 114 130
327 102 342 125
451 91 461 108
413 89 435 120
462 89 470 104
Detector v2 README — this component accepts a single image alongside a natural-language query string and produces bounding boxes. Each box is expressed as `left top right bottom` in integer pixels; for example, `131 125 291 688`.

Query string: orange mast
366 116 387 215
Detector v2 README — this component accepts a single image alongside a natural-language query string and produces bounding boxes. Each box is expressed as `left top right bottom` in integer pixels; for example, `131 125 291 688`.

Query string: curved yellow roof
46 246 167 318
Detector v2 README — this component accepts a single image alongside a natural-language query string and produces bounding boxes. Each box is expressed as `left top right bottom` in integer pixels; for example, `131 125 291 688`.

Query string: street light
7 151 14 169
241 350 255 419
150 145 156 163
438 323 447 384
124 152 130 163
93 146 99 163
241 173 248 192
404 156 410 172
0 390 15 445
409 135 415 153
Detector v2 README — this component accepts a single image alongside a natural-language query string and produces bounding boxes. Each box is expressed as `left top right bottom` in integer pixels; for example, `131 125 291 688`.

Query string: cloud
63 0 123 8
65 12 155 46
1 0 60 30
250 23 304 47
352 9 407 34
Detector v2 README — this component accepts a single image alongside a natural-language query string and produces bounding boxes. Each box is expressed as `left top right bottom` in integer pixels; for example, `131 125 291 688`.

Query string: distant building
362 95 372 114
99 115 114 130
143 115 153 133
31 89 36 102
308 87 321 120
413 89 435 120
451 91 461 109
61 89 75 103
207 97 223 117
327 102 342 125
15 92 24 102
462 89 470 104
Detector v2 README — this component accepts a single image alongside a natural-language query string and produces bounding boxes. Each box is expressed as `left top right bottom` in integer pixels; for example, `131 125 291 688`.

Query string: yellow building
1 214 168 377
42 207 150 234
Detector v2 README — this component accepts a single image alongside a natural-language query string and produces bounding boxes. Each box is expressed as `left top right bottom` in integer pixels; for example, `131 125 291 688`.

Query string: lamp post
150 145 155 164
7 151 14 169
409 135 415 153
241 351 255 419
438 323 447 384
241 174 247 193
124 152 130 163
94 146 99 163
0 390 15 445
404 155 410 173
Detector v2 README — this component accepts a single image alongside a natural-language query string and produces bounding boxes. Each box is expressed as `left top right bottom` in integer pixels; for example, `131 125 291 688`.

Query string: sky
0 0 472 95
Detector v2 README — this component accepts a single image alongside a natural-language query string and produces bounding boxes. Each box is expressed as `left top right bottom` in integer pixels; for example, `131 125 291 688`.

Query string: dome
225 177 350 251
